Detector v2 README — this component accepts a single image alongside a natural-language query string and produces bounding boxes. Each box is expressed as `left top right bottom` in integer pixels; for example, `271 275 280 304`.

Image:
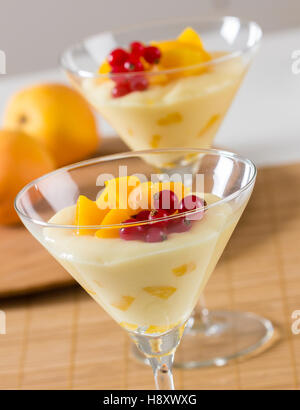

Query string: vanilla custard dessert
78 28 246 166
40 177 243 334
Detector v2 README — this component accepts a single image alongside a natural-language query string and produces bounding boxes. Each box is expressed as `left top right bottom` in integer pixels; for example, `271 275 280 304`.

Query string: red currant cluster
119 190 206 243
107 42 161 98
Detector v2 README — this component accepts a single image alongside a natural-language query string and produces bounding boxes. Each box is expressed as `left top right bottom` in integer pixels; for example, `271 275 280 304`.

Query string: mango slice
129 181 153 210
111 296 135 311
157 112 183 126
95 208 135 238
172 262 196 277
143 286 177 300
120 322 138 331
96 176 141 210
98 60 111 74
152 27 211 78
177 27 204 48
198 114 220 137
75 195 109 235
150 134 161 148
129 181 190 210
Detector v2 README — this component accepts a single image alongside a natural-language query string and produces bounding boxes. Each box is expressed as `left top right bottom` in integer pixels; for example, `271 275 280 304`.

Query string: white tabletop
1 28 299 168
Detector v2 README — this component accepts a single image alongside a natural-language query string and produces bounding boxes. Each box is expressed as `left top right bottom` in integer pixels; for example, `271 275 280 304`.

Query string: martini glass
15 148 256 389
61 17 262 166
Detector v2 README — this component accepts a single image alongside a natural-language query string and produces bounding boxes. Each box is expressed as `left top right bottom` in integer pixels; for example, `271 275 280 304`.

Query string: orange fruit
0 130 55 225
3 83 100 167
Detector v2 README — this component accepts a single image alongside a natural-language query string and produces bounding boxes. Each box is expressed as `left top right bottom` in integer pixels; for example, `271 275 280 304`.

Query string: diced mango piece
172 262 196 277
146 325 171 334
95 208 135 238
129 181 190 209
150 134 161 149
157 112 183 126
82 287 97 296
120 322 138 331
75 195 109 235
198 114 220 137
160 44 211 71
177 27 204 48
111 296 135 311
143 286 177 300
152 28 211 78
96 176 141 210
98 60 111 74
129 181 153 210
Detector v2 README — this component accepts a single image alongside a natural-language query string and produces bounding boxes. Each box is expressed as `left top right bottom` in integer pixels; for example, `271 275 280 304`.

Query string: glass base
131 310 275 369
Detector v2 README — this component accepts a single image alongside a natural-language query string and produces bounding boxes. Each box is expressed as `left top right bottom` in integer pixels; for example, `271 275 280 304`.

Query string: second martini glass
16 148 257 389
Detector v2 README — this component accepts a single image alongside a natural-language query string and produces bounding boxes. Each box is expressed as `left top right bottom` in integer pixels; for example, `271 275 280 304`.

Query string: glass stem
148 352 175 390
194 293 210 326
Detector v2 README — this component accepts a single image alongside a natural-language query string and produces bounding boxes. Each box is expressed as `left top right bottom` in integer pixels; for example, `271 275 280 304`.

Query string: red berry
179 195 205 220
130 41 145 58
154 190 179 211
130 75 149 92
124 57 144 72
111 65 128 74
119 218 147 241
134 210 151 221
108 48 129 68
167 217 193 234
112 80 131 98
145 226 167 243
149 209 170 228
144 46 161 64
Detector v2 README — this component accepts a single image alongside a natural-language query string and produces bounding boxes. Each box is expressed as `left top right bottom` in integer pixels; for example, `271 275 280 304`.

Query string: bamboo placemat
0 162 299 390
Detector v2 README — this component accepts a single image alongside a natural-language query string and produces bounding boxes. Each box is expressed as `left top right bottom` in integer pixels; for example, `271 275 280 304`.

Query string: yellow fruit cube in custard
75 195 109 235
111 296 135 311
96 176 140 210
177 27 204 48
143 286 177 300
95 208 135 238
98 60 111 74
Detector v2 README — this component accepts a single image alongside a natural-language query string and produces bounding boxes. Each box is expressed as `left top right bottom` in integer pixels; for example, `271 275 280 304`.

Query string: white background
1 0 300 75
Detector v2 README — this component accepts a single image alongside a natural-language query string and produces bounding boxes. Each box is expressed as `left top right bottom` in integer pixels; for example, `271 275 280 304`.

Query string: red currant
111 65 128 74
145 226 167 242
154 190 179 211
119 218 147 241
149 209 170 228
143 46 161 64
108 48 129 68
134 210 151 221
124 57 144 72
179 195 205 220
130 41 145 58
167 217 193 234
130 75 149 92
112 80 131 98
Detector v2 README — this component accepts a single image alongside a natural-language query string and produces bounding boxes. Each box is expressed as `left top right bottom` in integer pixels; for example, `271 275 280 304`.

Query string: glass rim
14 147 257 230
60 16 262 79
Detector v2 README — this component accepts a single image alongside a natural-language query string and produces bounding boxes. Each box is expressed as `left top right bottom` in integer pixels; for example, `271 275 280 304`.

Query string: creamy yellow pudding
42 194 242 334
82 55 245 167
